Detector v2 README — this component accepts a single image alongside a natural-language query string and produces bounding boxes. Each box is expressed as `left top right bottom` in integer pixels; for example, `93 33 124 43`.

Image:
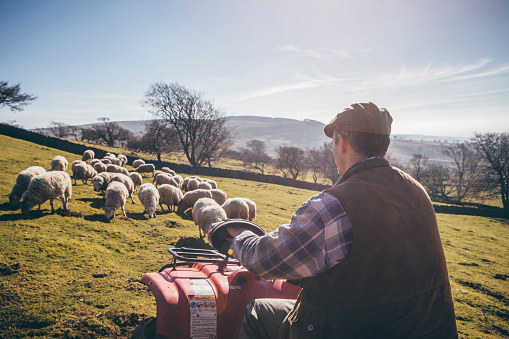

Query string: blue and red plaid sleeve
229 192 353 280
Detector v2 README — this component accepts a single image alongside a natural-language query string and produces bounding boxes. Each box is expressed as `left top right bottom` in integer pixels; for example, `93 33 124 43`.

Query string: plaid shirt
230 191 353 280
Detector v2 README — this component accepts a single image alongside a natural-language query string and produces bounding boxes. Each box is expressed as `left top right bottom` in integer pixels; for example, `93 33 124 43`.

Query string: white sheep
173 175 184 189
192 198 227 238
203 179 218 189
117 154 128 167
161 167 176 176
132 159 145 168
9 166 47 206
158 184 184 212
197 181 212 190
20 171 72 214
138 183 160 218
186 178 200 191
242 198 257 221
106 164 130 176
128 172 143 191
103 155 121 165
93 161 107 173
90 159 101 167
154 173 179 188
108 174 136 204
92 172 117 193
104 181 129 219
177 189 213 214
182 176 202 191
135 164 156 177
222 197 250 220
72 163 97 185
71 160 85 173
101 158 112 165
82 150 95 162
50 155 68 171
210 189 227 205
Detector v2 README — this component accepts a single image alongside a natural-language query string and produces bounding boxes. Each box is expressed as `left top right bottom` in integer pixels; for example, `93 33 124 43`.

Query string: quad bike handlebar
208 219 267 255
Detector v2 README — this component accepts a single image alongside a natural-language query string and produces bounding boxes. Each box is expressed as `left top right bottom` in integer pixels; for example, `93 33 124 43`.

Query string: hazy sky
1 0 508 138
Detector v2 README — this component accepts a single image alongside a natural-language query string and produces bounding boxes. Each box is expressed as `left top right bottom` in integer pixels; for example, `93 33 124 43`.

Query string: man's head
325 102 392 158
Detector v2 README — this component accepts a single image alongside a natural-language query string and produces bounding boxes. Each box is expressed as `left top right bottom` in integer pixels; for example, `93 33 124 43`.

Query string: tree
48 121 69 138
142 82 233 167
239 139 272 174
420 164 452 203
442 142 485 203
275 145 305 180
93 117 130 147
0 81 37 112
304 148 323 183
409 154 429 182
472 132 509 210
321 142 340 185
140 119 180 161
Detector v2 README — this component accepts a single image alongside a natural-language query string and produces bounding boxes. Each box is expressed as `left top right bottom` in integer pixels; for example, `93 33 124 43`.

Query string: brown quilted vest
279 158 457 338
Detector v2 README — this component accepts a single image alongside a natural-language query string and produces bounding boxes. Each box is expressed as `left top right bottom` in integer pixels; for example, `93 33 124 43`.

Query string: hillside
67 116 463 165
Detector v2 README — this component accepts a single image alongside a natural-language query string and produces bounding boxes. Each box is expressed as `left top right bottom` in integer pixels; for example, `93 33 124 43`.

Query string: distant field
0 134 507 338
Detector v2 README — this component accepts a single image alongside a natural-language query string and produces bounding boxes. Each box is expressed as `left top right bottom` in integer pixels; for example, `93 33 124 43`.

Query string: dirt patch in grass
56 208 83 218
165 220 184 228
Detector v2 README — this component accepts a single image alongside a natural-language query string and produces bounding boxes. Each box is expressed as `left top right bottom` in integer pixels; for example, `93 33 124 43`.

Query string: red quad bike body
142 248 301 339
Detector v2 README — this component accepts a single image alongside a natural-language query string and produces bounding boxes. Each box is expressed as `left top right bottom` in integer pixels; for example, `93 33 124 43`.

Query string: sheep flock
8 150 258 240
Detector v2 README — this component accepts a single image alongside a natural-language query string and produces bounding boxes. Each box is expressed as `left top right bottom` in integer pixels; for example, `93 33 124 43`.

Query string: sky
1 0 508 138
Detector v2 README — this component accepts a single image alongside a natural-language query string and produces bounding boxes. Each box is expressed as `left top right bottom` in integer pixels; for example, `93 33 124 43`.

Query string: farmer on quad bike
221 102 458 338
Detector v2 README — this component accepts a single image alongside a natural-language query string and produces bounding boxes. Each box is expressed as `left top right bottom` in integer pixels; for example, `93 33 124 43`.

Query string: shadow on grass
0 209 51 221
77 197 104 209
0 201 19 212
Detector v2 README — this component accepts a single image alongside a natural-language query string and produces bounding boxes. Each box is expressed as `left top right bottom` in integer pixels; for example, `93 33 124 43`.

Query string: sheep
222 197 250 220
128 172 143 191
197 181 213 190
154 173 179 188
92 172 117 193
72 163 97 185
135 164 156 177
152 171 164 183
158 184 184 212
82 150 95 162
90 159 101 167
242 198 257 221
132 159 145 168
106 164 130 176
138 183 160 218
108 174 136 204
104 181 129 219
93 161 107 173
101 158 112 165
182 176 202 191
117 154 128 167
177 189 213 214
161 167 176 176
186 178 200 191
203 179 218 189
20 171 72 214
210 189 227 205
192 198 227 238
9 166 47 206
103 155 121 165
173 175 184 188
50 155 68 171
71 160 85 173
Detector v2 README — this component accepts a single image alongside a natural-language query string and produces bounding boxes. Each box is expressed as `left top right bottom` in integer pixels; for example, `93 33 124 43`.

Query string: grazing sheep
182 176 202 191
103 155 121 166
9 166 47 206
92 172 117 193
108 174 136 204
186 178 200 192
197 181 212 190
90 159 101 167
172 175 184 188
177 189 213 214
210 189 227 206
132 159 145 168
222 198 250 220
242 198 257 221
152 171 164 182
106 164 129 176
192 198 227 238
203 179 218 189
158 184 184 212
161 167 176 176
135 164 156 177
154 173 179 188
82 150 95 162
138 183 160 218
104 181 129 219
50 155 68 171
20 171 72 214
93 161 107 173
101 158 112 165
128 172 143 191
71 160 85 173
72 163 97 185
117 154 128 167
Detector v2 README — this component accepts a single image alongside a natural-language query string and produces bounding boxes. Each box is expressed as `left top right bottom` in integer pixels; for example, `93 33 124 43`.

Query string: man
222 102 457 338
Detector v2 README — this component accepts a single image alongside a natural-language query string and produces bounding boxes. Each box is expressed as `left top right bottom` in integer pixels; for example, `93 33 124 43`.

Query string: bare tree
275 145 305 180
48 121 69 138
409 154 429 182
142 82 233 167
321 142 340 185
0 81 37 112
68 125 80 141
80 127 98 143
420 164 452 203
305 148 323 183
472 132 509 209
239 139 272 174
141 119 180 161
442 142 485 203
93 117 130 147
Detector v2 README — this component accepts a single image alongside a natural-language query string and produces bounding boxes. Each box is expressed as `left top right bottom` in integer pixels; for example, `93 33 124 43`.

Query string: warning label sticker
189 279 217 339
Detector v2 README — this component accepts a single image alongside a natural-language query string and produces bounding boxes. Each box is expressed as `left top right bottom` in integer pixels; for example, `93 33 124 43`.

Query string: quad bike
133 220 301 339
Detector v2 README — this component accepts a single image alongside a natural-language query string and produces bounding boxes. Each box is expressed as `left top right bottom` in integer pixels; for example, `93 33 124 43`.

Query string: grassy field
0 134 508 338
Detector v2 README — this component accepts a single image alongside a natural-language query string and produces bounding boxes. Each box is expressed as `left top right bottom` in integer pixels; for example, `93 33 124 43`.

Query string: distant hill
39 116 467 165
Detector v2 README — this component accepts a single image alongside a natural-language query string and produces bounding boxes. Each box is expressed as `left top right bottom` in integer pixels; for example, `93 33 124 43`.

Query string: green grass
0 134 508 338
